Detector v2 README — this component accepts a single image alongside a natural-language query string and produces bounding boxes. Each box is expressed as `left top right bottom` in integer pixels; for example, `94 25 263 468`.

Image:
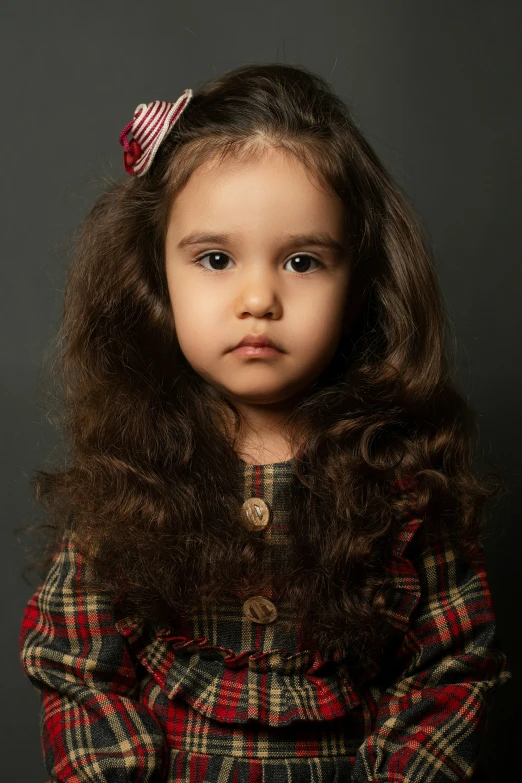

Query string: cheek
294 285 347 342
168 280 200 326
170 291 221 359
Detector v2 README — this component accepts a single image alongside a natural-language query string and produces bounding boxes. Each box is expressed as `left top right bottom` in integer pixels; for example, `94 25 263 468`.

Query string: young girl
20 62 512 783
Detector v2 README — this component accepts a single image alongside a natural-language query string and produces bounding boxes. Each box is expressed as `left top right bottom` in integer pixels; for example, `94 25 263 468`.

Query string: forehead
167 146 346 240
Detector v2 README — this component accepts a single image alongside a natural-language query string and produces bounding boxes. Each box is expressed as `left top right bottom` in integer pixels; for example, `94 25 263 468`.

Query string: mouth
229 334 284 355
231 334 283 351
230 344 283 357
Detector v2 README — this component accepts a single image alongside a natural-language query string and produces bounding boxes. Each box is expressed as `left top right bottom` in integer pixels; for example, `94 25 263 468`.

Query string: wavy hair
25 62 505 663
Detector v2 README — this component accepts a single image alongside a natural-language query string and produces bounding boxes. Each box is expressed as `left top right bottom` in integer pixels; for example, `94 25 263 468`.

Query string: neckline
239 458 294 469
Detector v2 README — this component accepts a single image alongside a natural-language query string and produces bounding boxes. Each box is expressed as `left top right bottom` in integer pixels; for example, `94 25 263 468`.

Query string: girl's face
164 146 352 408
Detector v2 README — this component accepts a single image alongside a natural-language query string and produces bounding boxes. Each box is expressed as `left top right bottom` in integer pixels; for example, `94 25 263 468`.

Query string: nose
234 264 282 319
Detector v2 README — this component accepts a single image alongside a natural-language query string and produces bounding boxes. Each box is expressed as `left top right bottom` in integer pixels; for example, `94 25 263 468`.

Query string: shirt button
242 596 278 624
241 497 271 531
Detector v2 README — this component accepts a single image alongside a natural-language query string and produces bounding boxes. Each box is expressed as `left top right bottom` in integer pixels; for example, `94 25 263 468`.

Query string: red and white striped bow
119 89 193 177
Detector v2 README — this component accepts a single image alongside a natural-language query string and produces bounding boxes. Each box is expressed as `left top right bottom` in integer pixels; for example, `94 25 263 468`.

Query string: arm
20 539 167 783
351 535 512 783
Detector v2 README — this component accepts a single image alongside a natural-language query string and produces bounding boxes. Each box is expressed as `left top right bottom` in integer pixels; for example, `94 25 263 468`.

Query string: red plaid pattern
20 461 512 782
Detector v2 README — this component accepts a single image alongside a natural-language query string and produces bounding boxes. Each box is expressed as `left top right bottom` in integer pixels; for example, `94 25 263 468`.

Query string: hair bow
118 89 193 177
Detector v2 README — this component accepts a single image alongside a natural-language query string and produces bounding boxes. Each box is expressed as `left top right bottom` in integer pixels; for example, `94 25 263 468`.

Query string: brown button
241 497 271 531
242 596 278 624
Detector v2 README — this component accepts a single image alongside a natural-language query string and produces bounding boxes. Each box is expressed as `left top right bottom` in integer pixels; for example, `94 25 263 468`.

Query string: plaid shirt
20 461 512 782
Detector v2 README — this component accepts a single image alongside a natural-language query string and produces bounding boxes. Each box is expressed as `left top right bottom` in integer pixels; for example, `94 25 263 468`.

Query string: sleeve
351 535 513 783
20 539 167 783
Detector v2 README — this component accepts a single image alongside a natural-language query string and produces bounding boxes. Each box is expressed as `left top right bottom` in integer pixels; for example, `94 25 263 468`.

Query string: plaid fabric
20 460 512 782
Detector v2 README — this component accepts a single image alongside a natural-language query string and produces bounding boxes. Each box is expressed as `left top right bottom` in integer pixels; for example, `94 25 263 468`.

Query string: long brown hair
25 62 505 663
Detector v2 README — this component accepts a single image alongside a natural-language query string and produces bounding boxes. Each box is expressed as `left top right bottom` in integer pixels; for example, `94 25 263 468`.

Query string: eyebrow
176 231 346 255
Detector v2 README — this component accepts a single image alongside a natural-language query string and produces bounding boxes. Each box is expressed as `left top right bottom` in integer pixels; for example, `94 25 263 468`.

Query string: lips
232 333 282 351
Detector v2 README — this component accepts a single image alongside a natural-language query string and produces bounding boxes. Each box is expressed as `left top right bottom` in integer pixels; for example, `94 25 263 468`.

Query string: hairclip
118 88 193 177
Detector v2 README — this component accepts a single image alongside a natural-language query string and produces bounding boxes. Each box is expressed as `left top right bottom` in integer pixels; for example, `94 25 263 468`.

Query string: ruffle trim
115 513 423 727
381 514 423 633
115 612 362 725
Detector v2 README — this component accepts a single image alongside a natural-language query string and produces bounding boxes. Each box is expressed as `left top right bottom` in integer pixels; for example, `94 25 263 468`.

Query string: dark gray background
2 1 519 779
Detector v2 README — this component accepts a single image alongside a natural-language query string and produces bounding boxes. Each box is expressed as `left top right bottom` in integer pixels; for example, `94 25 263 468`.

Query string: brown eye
284 254 321 274
197 252 233 272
